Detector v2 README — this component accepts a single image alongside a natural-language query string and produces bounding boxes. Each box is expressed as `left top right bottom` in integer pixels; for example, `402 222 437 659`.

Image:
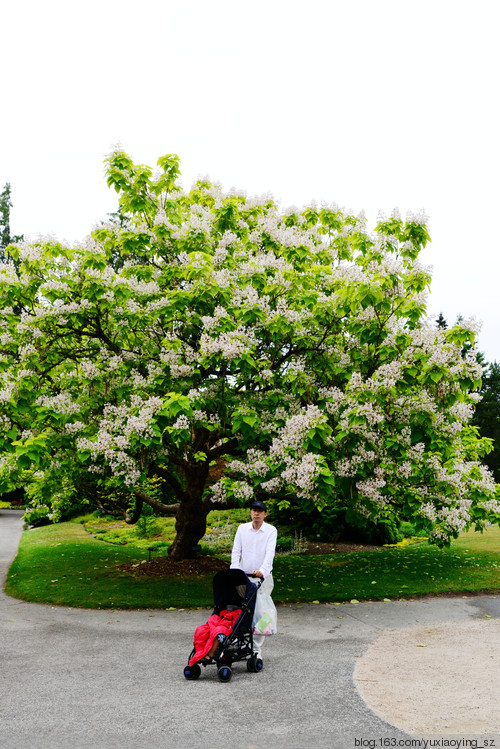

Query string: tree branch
125 493 144 524
95 310 122 354
202 495 246 511
132 489 180 517
207 437 240 462
148 463 186 500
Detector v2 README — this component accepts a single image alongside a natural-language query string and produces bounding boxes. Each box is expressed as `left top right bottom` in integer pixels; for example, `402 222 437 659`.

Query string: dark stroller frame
183 568 263 682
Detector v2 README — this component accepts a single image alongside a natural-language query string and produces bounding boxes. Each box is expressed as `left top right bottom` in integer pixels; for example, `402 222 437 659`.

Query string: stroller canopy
212 569 257 615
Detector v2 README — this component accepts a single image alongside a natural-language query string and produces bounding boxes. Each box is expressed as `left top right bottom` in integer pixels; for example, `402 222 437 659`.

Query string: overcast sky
2 0 499 362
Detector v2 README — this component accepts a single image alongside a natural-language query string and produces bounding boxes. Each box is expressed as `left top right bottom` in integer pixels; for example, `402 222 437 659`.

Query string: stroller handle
248 574 264 588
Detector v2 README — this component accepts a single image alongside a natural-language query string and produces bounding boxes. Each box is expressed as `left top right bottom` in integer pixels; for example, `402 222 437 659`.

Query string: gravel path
2 510 499 747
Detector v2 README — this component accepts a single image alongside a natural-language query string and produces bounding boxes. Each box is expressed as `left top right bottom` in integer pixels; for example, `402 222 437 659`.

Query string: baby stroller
183 568 263 682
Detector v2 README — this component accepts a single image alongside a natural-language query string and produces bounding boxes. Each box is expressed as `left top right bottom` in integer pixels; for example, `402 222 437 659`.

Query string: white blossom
209 480 227 504
172 414 190 431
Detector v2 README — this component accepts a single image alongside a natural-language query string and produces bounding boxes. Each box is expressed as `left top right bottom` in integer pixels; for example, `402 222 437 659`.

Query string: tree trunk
168 499 209 559
168 462 210 560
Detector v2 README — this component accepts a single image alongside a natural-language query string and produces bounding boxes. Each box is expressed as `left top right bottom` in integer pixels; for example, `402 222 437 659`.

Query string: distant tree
473 362 500 482
436 313 496 480
436 312 448 329
0 183 23 259
0 183 26 504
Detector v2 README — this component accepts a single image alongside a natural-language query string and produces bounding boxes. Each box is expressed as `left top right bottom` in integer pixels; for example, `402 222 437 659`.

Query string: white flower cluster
63 421 86 434
318 387 347 416
16 242 44 262
479 498 500 515
356 472 387 506
227 459 248 475
107 355 124 371
113 269 161 298
280 452 321 500
246 449 269 476
172 204 214 239
212 268 235 288
371 360 403 390
80 359 100 380
447 401 474 423
40 280 71 295
232 481 254 502
218 230 239 250
209 480 227 504
260 477 281 493
243 251 293 276
230 285 269 316
409 442 425 459
85 266 116 286
213 246 228 266
0 332 14 345
438 503 472 534
396 461 412 479
172 414 190 431
429 529 451 544
465 462 496 493
259 213 316 251
75 395 164 485
459 316 482 335
19 344 37 360
33 299 93 321
272 299 311 327
334 262 369 285
378 255 404 277
77 430 140 486
159 347 195 379
335 446 378 478
419 502 437 522
201 306 230 332
200 327 256 361
228 450 269 479
335 458 356 478
36 393 81 416
0 381 15 403
0 262 19 283
171 364 194 378
348 402 384 429
125 396 163 437
270 405 326 459
405 209 429 226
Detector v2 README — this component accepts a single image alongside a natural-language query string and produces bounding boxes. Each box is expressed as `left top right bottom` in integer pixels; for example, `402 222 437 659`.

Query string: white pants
249 574 274 654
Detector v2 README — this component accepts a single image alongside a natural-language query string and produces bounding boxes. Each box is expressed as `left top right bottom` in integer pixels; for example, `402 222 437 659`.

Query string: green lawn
5 519 499 609
275 528 500 604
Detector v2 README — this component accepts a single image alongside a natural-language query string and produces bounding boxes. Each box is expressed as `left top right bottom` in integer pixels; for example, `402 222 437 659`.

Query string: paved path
1 510 498 749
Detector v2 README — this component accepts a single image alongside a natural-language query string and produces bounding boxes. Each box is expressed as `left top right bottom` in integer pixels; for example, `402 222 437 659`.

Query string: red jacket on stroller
188 609 242 666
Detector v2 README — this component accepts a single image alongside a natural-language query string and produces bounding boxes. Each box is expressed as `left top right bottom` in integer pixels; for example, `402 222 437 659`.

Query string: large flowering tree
0 150 498 558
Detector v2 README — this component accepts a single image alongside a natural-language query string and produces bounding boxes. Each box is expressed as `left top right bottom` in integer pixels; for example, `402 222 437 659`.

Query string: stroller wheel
184 664 201 680
219 651 232 666
247 655 264 673
217 666 232 682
